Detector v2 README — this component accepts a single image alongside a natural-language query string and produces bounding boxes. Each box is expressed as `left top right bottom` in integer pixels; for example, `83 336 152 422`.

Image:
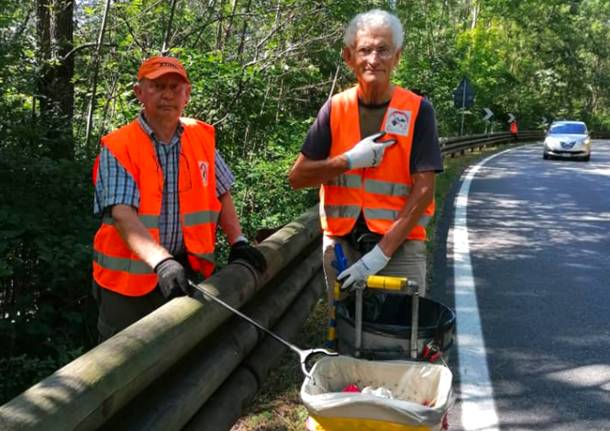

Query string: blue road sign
454 77 475 109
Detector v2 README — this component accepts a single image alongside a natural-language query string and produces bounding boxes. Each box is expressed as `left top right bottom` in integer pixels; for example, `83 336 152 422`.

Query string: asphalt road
438 140 610 431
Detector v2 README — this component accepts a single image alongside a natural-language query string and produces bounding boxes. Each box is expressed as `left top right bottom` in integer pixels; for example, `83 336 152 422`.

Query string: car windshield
549 123 587 135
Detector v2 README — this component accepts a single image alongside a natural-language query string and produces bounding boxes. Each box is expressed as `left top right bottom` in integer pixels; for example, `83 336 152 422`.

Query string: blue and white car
543 121 591 161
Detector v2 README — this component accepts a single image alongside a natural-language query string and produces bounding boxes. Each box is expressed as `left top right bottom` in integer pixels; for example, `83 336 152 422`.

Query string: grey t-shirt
301 96 443 173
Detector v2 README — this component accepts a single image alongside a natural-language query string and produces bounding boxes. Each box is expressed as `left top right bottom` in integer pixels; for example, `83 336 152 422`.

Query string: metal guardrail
441 130 544 157
442 129 610 158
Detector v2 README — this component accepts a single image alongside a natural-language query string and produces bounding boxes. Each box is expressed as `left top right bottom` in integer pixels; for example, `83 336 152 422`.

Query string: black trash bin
335 292 455 360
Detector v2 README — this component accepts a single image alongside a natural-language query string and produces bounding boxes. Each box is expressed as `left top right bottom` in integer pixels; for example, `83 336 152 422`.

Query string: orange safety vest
92 118 221 296
320 86 435 241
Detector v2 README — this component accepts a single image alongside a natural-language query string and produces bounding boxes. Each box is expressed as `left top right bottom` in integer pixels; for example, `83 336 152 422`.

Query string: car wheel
543 153 549 160
582 154 590 162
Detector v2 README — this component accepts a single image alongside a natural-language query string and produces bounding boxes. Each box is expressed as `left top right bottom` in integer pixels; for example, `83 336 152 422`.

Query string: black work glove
154 257 193 299
229 240 267 273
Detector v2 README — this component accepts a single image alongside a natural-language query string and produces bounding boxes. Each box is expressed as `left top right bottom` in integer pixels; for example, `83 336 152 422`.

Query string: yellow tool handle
366 275 408 290
325 281 341 347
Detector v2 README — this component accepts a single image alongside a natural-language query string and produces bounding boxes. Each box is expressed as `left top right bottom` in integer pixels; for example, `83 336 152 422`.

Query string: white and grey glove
343 132 396 169
337 245 390 291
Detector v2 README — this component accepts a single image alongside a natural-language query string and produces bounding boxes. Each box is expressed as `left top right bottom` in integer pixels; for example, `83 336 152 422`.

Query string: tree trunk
36 0 74 160
236 0 252 60
222 0 239 52
84 0 112 150
215 0 225 50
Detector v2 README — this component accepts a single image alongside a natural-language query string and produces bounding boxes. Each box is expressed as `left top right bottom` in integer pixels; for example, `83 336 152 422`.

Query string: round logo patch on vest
384 108 411 136
198 161 209 186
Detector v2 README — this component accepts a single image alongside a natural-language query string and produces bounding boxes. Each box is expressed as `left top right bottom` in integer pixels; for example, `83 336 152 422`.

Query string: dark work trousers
92 280 167 343
92 254 199 343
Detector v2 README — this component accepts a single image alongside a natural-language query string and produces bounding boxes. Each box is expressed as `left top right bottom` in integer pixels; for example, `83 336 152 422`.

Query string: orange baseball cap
137 56 189 83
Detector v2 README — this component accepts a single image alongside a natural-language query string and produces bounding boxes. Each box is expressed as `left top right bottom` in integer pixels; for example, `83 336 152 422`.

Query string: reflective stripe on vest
183 210 219 226
323 205 431 228
93 251 153 274
363 208 432 227
103 215 159 228
190 252 215 264
326 176 411 197
321 204 361 219
364 179 410 196
325 174 362 189
94 250 216 272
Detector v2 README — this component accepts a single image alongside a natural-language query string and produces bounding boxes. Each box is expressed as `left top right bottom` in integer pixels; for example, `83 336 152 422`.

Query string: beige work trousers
321 235 427 309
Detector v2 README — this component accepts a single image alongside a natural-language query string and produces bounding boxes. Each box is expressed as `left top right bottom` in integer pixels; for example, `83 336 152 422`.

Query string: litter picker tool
187 280 338 377
326 243 348 347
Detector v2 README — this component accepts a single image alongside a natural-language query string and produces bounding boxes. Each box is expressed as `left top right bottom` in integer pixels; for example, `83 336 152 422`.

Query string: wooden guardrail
0 209 323 430
0 129 550 431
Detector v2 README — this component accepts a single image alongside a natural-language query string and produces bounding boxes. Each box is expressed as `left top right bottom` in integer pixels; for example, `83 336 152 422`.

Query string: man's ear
393 49 402 65
133 82 143 103
341 47 353 64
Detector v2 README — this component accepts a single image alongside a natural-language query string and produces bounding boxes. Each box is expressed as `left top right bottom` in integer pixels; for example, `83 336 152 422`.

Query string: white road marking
453 148 516 430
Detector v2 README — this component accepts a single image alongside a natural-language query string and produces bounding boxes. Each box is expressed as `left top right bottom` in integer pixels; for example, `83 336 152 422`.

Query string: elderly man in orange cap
92 56 266 341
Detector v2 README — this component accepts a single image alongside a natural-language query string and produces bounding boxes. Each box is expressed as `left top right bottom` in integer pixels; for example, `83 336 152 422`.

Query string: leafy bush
0 347 83 403
0 147 98 404
230 119 319 235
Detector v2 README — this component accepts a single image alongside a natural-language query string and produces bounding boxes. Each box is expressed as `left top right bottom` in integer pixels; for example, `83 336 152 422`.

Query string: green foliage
2 0 610 405
0 347 83 403
0 147 98 404
230 119 319 236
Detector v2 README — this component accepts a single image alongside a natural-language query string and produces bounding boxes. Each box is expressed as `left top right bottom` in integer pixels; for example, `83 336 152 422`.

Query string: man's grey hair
343 9 404 50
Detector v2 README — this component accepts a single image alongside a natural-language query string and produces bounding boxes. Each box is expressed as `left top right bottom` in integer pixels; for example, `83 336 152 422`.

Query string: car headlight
574 138 589 148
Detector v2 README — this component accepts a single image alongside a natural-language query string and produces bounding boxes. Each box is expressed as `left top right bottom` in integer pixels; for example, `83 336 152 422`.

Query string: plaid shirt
94 113 235 254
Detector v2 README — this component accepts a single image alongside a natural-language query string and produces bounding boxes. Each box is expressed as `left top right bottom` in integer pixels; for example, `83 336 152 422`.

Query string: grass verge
232 143 515 431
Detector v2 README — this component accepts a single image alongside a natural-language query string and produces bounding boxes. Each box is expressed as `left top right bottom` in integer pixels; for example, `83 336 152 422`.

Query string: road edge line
453 148 516 430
